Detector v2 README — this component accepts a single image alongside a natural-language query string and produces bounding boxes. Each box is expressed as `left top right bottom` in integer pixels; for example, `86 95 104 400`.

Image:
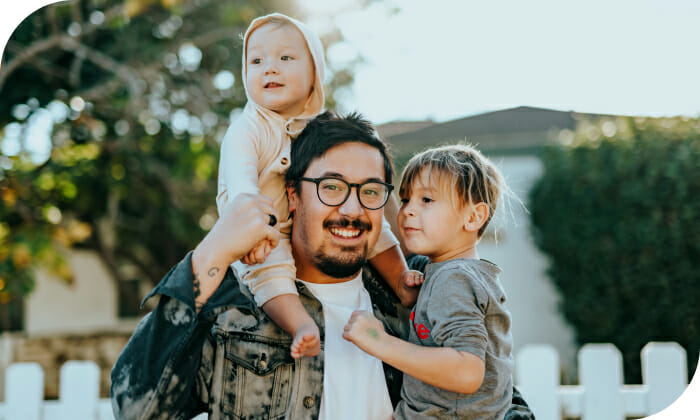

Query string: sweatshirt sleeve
216 115 261 216
237 237 298 306
110 252 253 419
425 268 490 360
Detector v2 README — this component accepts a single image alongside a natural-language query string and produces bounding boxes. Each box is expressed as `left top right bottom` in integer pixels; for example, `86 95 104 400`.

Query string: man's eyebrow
320 171 385 183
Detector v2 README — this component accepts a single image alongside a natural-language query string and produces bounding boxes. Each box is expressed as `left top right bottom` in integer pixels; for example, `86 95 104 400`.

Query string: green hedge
529 117 700 383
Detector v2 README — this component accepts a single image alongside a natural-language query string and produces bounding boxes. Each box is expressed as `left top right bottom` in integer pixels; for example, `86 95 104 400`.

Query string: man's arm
111 194 281 419
111 253 220 419
193 193 281 312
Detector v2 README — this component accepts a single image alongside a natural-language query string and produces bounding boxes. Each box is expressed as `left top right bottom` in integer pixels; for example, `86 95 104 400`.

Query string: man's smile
324 218 371 241
329 226 361 239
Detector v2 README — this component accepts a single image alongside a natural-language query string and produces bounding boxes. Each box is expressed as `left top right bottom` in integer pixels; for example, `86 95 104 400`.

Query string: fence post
642 342 688 415
0 333 13 403
6 362 44 420
579 344 624 420
515 344 559 420
55 360 101 419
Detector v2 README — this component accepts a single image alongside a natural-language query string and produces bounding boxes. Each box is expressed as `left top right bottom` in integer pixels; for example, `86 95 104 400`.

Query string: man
111 112 533 419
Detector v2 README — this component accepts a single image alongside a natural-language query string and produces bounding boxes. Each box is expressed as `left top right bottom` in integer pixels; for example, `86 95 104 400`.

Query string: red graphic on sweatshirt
410 310 430 339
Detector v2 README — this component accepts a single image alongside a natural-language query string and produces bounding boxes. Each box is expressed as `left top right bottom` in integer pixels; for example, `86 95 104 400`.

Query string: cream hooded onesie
217 13 398 306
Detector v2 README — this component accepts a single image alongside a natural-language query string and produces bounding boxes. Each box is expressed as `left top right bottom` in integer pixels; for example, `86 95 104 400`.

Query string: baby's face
246 23 315 119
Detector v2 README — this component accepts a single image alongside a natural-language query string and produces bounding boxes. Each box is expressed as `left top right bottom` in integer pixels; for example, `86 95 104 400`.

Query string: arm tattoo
193 273 204 312
193 273 202 299
194 267 220 312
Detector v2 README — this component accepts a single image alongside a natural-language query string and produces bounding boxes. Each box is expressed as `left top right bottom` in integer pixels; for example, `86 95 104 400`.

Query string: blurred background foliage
0 0 359 328
529 116 700 383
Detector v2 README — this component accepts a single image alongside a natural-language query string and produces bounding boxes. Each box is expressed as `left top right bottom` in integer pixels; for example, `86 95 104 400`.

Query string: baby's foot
290 321 321 359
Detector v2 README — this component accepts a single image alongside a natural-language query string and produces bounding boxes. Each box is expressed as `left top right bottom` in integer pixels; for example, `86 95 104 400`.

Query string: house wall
25 250 120 335
478 155 578 380
0 251 139 399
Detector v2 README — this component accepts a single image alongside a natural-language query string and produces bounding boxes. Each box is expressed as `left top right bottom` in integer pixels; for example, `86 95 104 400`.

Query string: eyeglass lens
317 178 388 209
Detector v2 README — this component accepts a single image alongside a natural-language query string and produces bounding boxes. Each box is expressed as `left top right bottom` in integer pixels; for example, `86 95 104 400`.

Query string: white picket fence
516 342 691 420
0 342 693 419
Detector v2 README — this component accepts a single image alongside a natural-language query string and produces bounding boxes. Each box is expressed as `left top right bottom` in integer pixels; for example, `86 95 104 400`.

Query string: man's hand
192 193 281 311
342 310 388 357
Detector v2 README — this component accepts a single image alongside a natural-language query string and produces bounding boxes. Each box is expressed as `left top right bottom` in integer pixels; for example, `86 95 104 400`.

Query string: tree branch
4 42 70 81
0 2 126 91
58 37 143 106
0 35 66 90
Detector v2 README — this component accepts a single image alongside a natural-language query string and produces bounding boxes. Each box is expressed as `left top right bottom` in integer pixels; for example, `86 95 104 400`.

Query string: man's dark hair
285 111 394 189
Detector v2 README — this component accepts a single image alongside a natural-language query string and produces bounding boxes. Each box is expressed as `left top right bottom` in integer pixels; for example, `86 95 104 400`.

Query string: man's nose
338 189 364 217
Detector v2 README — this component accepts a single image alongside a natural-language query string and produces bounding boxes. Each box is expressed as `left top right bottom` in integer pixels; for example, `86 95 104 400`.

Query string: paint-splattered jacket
110 253 534 420
110 252 410 419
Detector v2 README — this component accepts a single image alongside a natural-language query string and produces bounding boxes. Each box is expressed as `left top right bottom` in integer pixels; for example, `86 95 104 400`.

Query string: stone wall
1 331 132 399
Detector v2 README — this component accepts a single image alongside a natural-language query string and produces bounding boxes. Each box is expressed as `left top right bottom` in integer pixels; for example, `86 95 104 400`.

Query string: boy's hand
398 269 424 307
342 310 387 356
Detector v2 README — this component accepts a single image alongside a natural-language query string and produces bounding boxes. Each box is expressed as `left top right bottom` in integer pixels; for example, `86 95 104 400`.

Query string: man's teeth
330 228 360 238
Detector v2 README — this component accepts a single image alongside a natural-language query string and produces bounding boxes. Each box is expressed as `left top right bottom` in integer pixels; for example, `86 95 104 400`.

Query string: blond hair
398 144 504 237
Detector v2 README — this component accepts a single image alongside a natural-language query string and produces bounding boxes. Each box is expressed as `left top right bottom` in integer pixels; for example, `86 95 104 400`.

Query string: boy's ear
462 202 489 233
286 182 298 212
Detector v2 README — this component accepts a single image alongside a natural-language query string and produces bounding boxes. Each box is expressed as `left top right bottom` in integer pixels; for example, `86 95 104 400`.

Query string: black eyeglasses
300 177 394 210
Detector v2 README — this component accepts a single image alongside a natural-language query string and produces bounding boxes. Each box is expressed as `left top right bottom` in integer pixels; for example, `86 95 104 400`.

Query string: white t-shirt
300 275 393 420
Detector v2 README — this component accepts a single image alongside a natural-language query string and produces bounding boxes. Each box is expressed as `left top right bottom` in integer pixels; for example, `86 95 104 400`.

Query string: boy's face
246 23 315 120
397 168 476 262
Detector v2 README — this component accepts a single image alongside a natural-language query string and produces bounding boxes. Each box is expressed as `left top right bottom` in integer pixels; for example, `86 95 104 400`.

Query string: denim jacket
110 253 533 420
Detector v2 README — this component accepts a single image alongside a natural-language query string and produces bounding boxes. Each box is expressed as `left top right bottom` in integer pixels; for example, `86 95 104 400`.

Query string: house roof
375 120 435 138
384 106 609 155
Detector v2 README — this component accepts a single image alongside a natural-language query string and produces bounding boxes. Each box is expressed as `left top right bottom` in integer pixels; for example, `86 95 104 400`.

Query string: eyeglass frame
299 176 394 210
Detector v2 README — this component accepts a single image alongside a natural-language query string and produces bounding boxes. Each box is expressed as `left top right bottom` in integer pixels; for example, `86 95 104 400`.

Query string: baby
217 13 419 358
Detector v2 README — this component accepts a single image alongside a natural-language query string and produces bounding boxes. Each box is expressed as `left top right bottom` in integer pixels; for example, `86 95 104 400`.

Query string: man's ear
463 202 489 233
286 182 298 212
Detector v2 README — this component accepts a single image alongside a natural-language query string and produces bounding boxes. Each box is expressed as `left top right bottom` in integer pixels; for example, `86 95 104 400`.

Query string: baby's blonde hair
398 144 504 237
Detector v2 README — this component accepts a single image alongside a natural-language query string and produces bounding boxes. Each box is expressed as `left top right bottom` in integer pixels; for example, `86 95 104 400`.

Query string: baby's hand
241 240 272 265
402 269 424 287
397 269 424 307
342 310 386 356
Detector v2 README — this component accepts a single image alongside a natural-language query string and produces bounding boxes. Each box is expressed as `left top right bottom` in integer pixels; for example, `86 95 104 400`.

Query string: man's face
288 142 386 283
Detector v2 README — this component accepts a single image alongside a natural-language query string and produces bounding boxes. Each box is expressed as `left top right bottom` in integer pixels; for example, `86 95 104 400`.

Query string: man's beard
313 218 372 278
313 243 368 279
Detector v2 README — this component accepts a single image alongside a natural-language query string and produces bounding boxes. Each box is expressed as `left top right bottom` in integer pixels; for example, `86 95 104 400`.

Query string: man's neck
296 264 361 285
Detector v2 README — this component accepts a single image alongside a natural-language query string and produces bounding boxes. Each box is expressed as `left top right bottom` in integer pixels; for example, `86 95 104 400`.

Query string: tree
529 116 700 382
0 0 356 329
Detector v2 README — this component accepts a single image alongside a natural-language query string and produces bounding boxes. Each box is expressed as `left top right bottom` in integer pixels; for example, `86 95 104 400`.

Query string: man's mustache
323 218 372 231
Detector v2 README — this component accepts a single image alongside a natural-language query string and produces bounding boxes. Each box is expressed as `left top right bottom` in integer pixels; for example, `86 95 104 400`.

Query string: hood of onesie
241 13 325 127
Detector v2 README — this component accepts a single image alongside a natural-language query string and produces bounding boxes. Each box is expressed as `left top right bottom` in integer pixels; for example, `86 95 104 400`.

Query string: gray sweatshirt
395 258 513 420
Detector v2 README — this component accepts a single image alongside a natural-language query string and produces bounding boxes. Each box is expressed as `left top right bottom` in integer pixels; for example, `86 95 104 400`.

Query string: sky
2 0 700 126
296 0 700 123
